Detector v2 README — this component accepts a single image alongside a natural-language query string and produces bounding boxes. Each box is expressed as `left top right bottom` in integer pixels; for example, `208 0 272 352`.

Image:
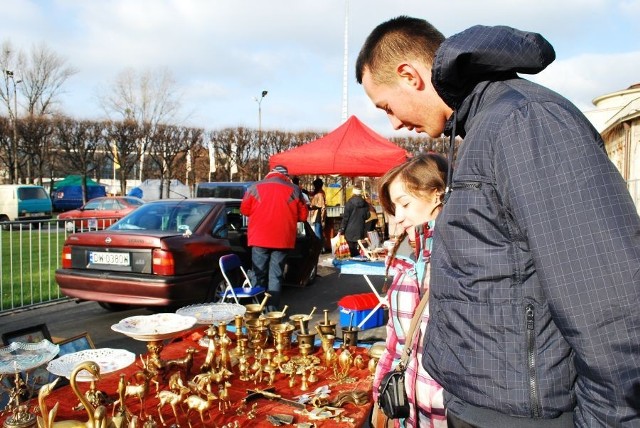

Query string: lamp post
4 69 21 184
255 90 268 179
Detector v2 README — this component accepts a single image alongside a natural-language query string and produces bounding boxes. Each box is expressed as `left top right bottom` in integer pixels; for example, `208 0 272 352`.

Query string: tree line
1 39 445 201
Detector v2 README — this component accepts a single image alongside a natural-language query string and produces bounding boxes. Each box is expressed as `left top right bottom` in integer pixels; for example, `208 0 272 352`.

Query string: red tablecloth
4 327 374 427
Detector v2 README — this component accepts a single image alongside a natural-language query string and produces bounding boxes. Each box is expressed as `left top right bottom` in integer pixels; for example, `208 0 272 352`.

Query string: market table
2 327 375 427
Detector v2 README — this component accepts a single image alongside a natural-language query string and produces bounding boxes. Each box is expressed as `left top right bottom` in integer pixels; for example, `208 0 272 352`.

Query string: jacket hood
432 25 556 109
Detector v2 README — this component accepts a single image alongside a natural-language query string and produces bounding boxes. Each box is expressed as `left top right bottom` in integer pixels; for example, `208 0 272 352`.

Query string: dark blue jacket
423 25 640 427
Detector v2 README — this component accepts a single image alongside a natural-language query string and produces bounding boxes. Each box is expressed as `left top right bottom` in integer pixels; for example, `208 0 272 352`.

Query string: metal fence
0 219 69 313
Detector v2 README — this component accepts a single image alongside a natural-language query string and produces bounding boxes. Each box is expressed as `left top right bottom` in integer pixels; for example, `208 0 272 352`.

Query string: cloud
2 0 639 137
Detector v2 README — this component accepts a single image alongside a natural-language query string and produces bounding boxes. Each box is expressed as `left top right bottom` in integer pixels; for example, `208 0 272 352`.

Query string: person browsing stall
372 153 448 428
357 16 640 428
339 186 371 257
240 165 308 312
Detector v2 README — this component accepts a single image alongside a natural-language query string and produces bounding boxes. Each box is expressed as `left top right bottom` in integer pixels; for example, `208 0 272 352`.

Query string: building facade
584 83 640 212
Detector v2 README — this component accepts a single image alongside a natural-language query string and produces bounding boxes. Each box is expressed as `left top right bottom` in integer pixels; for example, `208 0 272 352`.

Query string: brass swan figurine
37 361 108 428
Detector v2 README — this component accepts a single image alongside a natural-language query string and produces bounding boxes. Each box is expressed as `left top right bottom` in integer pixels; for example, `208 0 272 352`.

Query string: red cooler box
338 292 384 330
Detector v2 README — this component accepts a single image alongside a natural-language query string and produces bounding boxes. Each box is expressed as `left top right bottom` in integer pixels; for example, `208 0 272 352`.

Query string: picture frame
1 324 53 396
56 332 95 356
1 323 52 346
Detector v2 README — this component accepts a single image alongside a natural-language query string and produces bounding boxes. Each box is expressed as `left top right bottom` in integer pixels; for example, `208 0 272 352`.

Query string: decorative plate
47 348 135 381
176 302 246 325
0 340 59 374
111 313 197 341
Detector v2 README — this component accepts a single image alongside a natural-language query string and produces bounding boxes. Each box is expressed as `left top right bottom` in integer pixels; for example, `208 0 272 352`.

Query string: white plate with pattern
111 313 197 341
176 303 246 325
47 348 135 381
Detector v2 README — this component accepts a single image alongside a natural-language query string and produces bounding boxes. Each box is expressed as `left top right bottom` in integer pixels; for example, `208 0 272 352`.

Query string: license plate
89 251 130 266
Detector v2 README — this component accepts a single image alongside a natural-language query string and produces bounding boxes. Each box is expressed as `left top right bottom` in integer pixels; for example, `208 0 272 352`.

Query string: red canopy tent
269 115 409 177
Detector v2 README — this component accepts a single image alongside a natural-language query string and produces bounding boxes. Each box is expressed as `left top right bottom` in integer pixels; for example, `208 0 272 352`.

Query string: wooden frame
1 323 52 346
56 332 95 356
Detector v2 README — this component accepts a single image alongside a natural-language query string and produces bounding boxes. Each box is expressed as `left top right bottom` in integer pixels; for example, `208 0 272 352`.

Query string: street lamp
255 90 268 179
4 69 21 184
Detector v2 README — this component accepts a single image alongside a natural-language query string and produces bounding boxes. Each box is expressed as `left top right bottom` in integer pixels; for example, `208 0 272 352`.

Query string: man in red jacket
240 165 309 311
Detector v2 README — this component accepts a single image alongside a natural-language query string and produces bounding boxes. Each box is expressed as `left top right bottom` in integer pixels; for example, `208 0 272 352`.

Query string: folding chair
217 254 266 304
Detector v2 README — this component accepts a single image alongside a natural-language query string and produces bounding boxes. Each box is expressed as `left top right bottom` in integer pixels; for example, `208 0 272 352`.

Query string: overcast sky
3 0 639 137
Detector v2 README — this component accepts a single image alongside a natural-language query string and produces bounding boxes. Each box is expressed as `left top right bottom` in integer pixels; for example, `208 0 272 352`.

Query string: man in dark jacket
339 187 371 257
356 16 640 428
240 165 308 311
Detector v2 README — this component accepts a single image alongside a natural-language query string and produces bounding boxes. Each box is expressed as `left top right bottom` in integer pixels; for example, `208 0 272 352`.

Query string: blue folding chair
217 254 266 304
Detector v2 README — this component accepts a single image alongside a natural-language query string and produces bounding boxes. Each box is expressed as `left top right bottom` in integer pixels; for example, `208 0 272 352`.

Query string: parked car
55 198 322 310
57 196 145 232
195 181 254 199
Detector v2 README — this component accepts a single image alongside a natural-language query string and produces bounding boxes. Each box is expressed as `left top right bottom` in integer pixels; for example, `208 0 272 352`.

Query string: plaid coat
373 227 446 428
423 25 640 427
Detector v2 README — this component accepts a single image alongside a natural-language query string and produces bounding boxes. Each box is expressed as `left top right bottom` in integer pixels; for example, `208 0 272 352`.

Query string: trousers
251 246 288 308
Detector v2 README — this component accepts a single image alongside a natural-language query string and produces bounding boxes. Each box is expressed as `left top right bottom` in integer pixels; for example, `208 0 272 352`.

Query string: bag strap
397 291 429 370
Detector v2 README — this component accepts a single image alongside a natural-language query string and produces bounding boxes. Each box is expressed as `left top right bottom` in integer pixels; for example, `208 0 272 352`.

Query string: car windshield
109 201 215 231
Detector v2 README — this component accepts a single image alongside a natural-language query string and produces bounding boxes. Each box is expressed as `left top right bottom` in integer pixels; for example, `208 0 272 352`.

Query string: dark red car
55 198 322 310
57 196 145 232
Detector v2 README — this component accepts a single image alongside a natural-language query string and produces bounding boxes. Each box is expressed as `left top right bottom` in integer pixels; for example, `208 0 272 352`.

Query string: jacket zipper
526 304 541 417
452 182 482 190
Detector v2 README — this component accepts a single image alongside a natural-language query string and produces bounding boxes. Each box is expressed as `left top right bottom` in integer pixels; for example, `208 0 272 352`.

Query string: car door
284 221 323 286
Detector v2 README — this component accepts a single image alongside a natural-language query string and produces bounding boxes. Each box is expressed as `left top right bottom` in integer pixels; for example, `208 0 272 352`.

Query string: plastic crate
338 292 384 330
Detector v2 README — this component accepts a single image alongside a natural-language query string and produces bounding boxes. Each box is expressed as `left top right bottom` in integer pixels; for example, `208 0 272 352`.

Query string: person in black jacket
338 187 371 257
356 16 640 428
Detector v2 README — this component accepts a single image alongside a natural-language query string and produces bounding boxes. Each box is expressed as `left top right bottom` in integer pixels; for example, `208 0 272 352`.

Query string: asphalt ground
0 253 388 355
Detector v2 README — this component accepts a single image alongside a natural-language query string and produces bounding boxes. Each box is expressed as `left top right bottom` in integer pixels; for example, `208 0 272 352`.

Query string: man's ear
396 63 425 90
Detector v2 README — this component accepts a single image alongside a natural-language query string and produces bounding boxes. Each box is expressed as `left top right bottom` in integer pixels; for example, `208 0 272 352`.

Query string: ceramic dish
47 348 135 381
0 340 59 374
111 313 197 341
176 302 246 325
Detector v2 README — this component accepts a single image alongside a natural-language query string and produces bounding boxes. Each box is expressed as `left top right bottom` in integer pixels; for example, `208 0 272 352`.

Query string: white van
0 185 53 228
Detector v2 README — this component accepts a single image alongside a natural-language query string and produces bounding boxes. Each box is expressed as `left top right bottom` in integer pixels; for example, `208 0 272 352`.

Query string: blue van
0 185 53 229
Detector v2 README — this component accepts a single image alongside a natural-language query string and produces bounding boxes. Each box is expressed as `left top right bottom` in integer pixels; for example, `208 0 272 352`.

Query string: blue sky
3 0 639 138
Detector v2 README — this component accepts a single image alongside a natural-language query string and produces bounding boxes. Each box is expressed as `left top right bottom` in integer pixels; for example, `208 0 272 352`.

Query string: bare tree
98 67 183 181
0 39 76 183
20 42 77 116
209 127 255 181
16 115 54 184
147 124 191 199
54 118 104 203
103 119 143 195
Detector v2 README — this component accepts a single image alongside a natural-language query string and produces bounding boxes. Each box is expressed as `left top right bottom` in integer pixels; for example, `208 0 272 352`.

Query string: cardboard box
338 292 384 330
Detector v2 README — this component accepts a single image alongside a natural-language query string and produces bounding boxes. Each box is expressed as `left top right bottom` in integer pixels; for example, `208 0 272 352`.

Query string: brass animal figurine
164 347 198 379
156 388 188 425
183 393 217 427
122 370 154 417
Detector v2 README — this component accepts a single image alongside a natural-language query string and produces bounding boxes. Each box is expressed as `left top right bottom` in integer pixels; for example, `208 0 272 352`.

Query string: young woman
372 153 448 428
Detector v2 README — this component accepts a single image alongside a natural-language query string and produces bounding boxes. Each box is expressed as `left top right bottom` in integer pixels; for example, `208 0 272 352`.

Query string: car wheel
0 215 10 231
206 272 225 303
65 221 76 233
98 302 131 311
300 263 318 287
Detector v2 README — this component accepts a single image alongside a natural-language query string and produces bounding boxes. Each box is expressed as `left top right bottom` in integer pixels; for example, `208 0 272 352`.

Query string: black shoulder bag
377 292 429 419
